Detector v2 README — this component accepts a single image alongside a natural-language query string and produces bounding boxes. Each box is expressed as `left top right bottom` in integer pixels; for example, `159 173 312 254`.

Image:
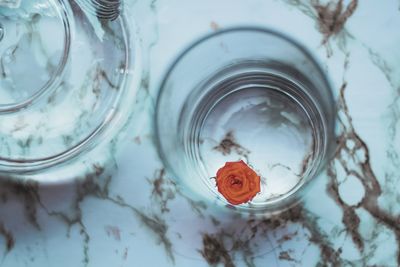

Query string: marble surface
0 0 400 266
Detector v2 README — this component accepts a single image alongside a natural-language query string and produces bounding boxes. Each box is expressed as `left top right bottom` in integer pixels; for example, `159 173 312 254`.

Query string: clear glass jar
0 0 141 179
156 27 335 213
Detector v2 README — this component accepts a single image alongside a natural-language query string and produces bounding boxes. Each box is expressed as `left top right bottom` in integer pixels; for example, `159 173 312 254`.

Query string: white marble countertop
0 0 400 266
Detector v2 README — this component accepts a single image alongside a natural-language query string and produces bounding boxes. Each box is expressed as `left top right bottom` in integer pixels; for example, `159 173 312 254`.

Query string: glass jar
156 27 335 213
0 0 141 179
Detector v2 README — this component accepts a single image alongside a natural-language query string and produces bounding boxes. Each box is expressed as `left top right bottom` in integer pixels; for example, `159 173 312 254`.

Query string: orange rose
216 160 261 205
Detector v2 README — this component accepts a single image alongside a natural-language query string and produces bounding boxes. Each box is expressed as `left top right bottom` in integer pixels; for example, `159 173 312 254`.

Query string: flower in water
216 160 260 205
